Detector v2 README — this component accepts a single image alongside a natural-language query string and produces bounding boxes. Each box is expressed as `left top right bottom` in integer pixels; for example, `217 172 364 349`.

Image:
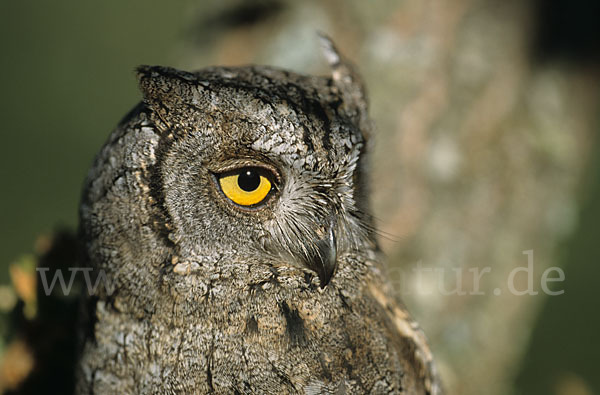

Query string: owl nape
70 36 443 394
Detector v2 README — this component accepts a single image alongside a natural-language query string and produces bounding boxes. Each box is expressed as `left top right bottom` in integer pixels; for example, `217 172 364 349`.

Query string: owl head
80 37 376 303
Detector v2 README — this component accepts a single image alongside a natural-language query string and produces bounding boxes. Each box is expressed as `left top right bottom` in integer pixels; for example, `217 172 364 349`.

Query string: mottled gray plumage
76 37 442 394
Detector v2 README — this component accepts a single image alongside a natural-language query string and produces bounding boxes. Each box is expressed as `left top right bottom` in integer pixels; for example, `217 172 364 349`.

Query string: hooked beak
306 220 337 287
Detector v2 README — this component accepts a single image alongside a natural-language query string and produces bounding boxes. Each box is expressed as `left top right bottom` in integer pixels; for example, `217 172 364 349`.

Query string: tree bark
182 1 600 394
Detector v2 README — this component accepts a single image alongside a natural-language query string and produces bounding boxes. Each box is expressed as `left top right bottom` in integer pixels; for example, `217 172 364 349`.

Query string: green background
0 0 192 279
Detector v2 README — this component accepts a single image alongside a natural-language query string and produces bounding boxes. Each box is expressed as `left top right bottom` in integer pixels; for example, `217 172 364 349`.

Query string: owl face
135 65 374 286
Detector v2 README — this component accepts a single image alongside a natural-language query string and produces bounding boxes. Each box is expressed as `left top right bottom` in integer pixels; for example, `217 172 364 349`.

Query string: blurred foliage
1 231 80 394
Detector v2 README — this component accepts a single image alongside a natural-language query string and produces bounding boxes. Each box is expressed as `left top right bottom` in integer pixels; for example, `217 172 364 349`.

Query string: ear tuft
135 65 195 132
317 33 372 141
136 65 170 103
318 33 342 68
135 65 197 104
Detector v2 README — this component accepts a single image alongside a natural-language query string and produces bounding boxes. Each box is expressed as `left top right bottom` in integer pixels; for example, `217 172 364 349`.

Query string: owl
76 36 442 394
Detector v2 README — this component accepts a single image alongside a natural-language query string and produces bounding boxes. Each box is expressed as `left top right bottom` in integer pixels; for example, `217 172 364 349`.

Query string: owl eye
217 167 274 207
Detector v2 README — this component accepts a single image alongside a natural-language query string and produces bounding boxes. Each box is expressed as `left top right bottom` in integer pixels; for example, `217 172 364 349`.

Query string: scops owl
76 37 442 394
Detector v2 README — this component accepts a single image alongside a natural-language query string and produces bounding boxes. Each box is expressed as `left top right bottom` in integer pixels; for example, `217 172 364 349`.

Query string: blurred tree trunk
181 1 600 394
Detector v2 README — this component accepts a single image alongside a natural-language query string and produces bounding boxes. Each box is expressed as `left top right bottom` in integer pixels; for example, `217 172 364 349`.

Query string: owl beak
309 222 337 288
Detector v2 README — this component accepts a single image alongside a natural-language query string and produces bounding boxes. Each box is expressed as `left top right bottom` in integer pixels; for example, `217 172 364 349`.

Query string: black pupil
237 170 261 192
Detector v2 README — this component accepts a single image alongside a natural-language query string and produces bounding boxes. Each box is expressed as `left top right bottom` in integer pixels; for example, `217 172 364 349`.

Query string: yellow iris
218 169 272 207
